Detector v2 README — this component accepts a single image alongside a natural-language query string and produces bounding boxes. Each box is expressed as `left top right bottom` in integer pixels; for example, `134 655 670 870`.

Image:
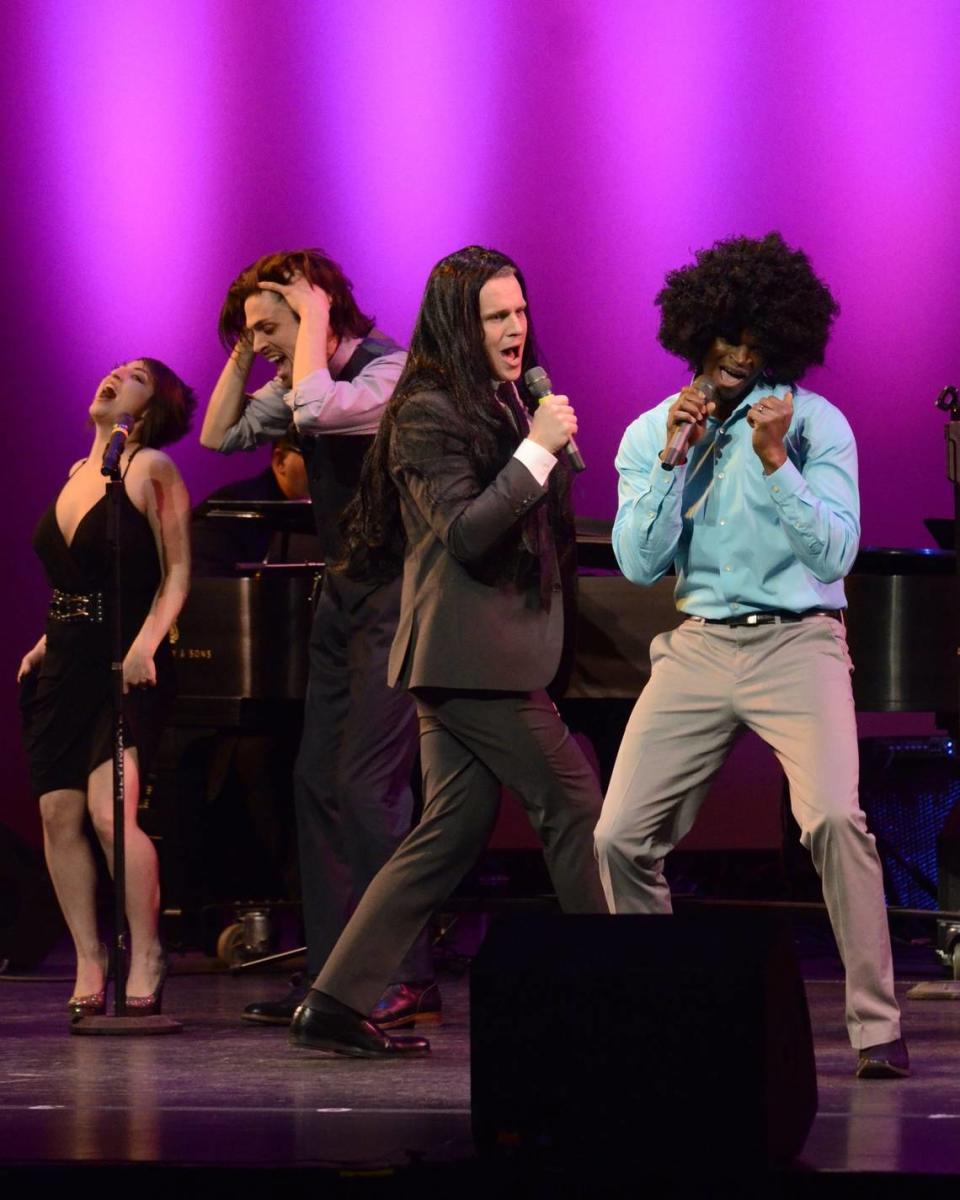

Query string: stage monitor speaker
939 797 960 911
471 911 817 1175
781 736 960 909
858 737 960 910
0 822 63 969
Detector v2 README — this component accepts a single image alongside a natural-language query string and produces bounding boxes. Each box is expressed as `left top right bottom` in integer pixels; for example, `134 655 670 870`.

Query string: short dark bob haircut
218 249 375 348
135 357 196 449
656 232 839 384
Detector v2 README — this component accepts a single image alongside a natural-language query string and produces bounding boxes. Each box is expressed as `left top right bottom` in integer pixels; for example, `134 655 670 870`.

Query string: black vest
301 332 402 559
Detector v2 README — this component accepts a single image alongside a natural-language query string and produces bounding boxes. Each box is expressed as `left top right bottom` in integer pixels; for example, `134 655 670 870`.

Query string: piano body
170 568 315 728
568 538 959 715
175 503 960 717
156 505 960 954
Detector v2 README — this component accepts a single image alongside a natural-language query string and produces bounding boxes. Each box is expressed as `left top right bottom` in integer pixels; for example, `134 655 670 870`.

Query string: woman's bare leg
88 750 162 996
38 788 106 997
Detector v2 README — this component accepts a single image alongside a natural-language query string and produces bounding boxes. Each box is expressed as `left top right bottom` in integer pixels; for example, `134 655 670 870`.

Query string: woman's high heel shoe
125 952 167 1017
68 990 107 1020
68 944 111 1020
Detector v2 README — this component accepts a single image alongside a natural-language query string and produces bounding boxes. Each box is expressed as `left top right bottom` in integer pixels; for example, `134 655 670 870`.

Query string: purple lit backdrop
3 0 960 845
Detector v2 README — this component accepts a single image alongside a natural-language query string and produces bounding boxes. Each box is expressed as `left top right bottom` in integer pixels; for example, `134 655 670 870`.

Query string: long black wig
337 245 557 583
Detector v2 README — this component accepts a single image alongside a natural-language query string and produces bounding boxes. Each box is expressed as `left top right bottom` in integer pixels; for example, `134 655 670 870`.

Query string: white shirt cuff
514 438 558 486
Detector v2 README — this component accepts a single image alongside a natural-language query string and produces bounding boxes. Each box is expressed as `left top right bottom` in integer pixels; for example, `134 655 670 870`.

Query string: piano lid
195 497 316 533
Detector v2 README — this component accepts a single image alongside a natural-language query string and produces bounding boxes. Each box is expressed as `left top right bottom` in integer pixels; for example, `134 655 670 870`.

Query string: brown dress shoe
371 982 442 1030
856 1037 910 1079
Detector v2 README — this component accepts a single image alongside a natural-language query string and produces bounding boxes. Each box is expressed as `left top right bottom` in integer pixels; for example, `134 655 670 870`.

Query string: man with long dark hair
594 233 907 1078
200 249 437 1029
289 245 608 1058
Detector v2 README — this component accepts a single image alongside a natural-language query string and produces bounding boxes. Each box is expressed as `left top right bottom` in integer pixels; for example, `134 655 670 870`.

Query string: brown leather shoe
856 1037 910 1079
371 982 442 1030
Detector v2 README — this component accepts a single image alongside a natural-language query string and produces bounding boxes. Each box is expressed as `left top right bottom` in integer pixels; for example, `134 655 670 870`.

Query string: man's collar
713 378 763 425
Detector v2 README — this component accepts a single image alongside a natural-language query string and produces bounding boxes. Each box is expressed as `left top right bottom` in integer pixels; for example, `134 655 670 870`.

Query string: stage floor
1 934 959 1192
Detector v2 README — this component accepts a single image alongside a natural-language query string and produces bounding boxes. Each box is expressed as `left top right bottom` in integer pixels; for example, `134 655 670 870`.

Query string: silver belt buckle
745 613 760 626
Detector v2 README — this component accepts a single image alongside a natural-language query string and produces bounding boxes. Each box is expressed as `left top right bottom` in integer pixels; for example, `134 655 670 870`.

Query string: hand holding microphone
661 376 717 470
524 366 586 472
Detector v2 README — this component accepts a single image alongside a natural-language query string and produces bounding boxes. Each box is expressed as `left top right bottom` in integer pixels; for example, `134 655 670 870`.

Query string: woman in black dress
18 358 194 1018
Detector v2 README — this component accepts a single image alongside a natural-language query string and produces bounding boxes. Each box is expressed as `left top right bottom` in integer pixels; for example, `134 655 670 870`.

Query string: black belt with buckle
48 588 105 624
696 609 842 628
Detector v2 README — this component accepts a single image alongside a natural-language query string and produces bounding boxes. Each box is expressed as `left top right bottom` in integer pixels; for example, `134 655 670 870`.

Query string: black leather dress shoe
856 1037 910 1079
371 981 442 1030
242 973 307 1025
290 990 430 1058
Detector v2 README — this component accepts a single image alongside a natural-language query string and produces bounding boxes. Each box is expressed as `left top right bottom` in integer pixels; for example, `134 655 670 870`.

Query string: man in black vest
200 249 438 1028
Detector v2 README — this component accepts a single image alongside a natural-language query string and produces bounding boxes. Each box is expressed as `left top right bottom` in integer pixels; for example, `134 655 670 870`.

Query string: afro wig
656 232 839 384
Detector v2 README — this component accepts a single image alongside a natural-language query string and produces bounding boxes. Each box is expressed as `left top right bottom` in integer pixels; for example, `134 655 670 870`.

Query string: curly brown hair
218 249 375 348
656 232 839 384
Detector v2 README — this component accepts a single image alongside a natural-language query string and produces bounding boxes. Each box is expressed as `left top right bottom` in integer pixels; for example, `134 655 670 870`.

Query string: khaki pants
595 615 901 1049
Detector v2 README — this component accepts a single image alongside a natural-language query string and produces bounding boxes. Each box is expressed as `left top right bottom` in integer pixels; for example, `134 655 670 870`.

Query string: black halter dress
20 454 174 795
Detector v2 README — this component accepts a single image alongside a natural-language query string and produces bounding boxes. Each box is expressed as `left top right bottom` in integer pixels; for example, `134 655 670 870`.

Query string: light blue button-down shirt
612 383 859 618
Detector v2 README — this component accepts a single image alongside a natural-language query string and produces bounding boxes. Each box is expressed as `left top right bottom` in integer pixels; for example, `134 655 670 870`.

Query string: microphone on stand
101 413 134 477
661 376 717 470
523 366 586 473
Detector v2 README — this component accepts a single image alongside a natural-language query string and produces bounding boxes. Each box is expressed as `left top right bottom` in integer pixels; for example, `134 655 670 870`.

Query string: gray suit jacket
387 389 565 691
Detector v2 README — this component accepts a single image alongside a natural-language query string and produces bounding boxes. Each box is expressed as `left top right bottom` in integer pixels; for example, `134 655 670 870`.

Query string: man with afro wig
595 232 907 1079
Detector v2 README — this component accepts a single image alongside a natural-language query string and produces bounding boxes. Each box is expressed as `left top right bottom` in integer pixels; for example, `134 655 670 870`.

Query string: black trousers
293 572 433 983
314 687 608 1015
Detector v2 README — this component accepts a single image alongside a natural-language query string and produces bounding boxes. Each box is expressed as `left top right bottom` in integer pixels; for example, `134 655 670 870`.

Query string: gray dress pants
315 688 608 1015
594 615 901 1049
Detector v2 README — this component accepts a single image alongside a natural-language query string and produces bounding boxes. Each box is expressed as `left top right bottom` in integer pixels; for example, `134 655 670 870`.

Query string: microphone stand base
69 1014 183 1036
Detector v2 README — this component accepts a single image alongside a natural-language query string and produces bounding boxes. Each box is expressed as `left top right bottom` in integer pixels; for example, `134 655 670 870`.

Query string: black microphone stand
71 453 181 1035
939 387 960 555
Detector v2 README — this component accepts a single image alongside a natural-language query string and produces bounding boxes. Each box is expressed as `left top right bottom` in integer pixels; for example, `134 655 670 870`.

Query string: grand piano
156 504 960 963
569 524 959 715
172 512 959 718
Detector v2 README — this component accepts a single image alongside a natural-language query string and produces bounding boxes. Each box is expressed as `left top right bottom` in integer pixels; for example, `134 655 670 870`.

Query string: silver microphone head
692 375 718 401
524 366 552 399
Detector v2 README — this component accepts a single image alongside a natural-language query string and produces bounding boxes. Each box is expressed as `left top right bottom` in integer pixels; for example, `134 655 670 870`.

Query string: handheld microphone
523 366 586 473
661 376 717 470
101 413 134 477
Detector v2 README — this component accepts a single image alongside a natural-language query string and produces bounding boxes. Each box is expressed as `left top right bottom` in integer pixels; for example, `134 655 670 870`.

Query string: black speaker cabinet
0 822 63 969
471 912 817 1175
